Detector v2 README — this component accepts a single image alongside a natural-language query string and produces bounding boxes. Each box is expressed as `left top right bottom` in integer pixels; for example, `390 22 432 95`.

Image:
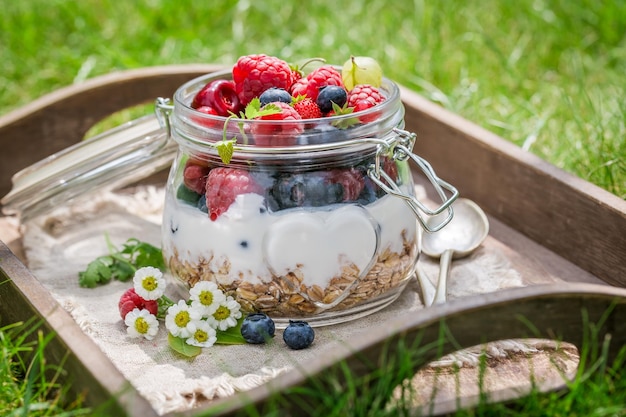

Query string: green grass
0 320 90 417
1 0 625 415
1 0 624 197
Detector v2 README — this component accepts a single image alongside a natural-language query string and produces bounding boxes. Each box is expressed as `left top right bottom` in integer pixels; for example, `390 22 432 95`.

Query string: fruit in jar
179 54 395 216
258 87 292 106
232 54 294 106
267 172 344 210
282 320 315 349
292 96 322 120
205 167 264 221
341 56 383 91
290 65 344 102
191 80 241 116
250 101 304 146
316 85 348 114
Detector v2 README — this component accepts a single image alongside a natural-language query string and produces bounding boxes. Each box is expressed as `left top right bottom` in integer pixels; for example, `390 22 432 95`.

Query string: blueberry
296 124 348 145
259 88 292 106
282 320 315 350
316 85 347 113
268 173 344 210
240 313 275 344
197 194 208 213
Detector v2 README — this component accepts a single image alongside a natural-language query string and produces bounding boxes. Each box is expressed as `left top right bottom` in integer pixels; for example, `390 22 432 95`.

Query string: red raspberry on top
232 54 294 107
205 167 264 221
348 84 385 123
290 65 344 102
347 84 385 108
251 102 304 146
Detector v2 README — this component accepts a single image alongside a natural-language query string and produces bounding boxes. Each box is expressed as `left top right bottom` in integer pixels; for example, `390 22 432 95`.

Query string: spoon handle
434 249 453 304
416 264 436 307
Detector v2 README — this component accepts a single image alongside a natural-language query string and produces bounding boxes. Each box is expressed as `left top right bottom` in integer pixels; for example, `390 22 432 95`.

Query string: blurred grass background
1 1 625 416
1 0 624 197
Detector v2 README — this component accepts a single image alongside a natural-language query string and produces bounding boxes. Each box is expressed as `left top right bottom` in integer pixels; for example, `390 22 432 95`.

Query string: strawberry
118 288 158 320
232 54 294 107
251 102 304 146
292 96 322 119
205 167 264 221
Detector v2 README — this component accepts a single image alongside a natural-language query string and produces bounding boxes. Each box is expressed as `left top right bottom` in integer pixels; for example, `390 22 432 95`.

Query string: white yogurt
162 190 417 288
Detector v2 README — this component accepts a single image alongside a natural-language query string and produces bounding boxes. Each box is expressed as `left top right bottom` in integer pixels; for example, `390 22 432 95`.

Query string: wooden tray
1 65 625 417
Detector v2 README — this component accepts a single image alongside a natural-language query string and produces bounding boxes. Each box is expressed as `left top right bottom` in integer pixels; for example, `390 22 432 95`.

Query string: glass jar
157 69 457 327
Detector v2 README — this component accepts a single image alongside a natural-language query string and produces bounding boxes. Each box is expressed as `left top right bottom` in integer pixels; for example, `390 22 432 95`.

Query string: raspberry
303 66 344 102
251 102 304 146
183 161 210 194
347 84 385 108
289 77 309 97
118 288 158 320
205 167 263 221
232 54 294 107
292 97 322 119
326 168 365 201
348 85 385 123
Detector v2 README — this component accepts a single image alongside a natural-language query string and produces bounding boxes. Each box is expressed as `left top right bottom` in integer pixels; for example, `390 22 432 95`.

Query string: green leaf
215 316 247 345
77 236 165 287
133 242 166 270
216 139 235 164
109 259 136 282
168 333 202 358
78 256 114 288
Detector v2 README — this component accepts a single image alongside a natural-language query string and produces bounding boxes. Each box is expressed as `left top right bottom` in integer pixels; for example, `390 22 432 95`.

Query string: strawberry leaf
330 102 360 129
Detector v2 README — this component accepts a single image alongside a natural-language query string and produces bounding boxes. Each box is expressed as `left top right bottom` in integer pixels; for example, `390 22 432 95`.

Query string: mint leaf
216 139 235 164
78 235 165 287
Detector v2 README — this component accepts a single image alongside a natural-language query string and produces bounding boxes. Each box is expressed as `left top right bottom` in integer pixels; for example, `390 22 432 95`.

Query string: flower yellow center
142 276 158 291
213 305 230 321
175 311 190 327
194 329 208 343
199 291 214 306
134 317 149 334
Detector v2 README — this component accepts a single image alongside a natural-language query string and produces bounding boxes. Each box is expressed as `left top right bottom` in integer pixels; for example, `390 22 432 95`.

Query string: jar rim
170 67 405 155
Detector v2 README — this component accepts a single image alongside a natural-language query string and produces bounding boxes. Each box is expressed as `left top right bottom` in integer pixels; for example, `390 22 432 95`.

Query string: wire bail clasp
368 128 459 233
155 97 175 138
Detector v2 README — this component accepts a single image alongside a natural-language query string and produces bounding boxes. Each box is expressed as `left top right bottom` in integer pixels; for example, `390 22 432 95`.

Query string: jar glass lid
1 114 174 221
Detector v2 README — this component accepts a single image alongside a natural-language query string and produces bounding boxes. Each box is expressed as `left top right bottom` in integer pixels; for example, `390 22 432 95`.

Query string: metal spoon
418 198 489 306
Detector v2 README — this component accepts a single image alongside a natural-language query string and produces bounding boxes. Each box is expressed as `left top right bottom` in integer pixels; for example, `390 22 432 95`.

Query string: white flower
124 308 159 340
165 300 202 338
206 296 242 331
189 281 226 317
133 266 166 301
186 319 217 348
